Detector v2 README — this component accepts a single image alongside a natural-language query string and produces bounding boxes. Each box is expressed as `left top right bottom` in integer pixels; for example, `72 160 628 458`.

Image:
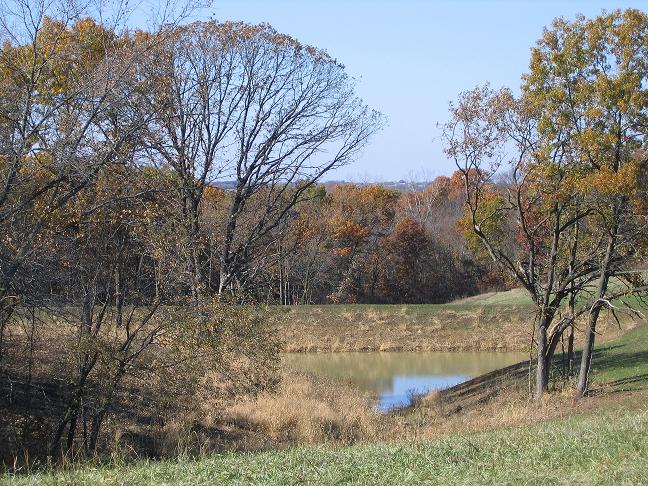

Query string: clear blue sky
194 0 647 181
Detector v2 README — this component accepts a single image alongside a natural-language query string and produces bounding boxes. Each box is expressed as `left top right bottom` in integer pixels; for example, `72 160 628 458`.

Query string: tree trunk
183 193 204 303
535 316 549 398
218 262 231 295
567 323 575 376
278 242 284 305
576 234 615 397
114 264 124 328
576 304 605 397
218 192 244 294
0 290 16 371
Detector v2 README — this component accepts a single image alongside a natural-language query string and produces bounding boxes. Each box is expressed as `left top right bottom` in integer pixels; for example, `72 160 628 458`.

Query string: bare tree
145 21 382 297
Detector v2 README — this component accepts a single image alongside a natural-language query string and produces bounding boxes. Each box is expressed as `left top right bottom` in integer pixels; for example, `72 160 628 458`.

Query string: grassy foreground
4 404 647 485
4 323 648 485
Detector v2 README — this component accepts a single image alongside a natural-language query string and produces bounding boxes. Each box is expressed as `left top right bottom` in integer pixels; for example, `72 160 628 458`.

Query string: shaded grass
589 321 648 391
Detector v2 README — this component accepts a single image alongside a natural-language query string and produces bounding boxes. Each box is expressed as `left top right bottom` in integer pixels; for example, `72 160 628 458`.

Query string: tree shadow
588 345 648 390
549 339 648 391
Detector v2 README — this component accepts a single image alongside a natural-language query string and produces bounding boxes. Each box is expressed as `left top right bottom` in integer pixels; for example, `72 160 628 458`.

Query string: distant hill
212 180 432 192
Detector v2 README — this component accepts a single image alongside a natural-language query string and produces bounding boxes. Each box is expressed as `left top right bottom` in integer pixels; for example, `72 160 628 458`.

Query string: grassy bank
271 289 535 352
5 398 647 485
270 288 628 353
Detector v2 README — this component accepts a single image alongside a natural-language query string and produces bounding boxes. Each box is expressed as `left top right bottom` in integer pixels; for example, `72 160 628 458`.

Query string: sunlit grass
5 404 647 485
591 321 648 391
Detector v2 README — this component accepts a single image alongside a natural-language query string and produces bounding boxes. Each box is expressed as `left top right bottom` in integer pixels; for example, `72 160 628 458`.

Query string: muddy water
282 351 527 411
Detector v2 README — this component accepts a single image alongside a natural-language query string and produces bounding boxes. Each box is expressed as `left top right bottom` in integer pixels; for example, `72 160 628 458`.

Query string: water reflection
282 351 526 411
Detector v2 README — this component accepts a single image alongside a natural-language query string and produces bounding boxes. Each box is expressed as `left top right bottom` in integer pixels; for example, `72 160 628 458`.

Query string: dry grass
224 372 383 445
270 304 630 353
98 319 648 459
0 305 280 463
219 366 645 452
271 306 533 353
397 388 571 440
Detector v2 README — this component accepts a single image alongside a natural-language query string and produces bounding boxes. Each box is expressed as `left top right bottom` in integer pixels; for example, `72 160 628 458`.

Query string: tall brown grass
219 369 618 450
224 372 384 445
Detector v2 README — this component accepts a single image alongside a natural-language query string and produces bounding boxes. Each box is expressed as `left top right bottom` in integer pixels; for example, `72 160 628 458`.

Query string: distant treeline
6 165 504 308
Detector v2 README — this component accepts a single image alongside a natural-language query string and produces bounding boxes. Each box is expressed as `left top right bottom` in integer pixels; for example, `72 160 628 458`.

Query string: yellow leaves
0 16 124 99
582 159 642 198
584 106 604 119
292 215 319 244
202 185 226 203
176 20 337 68
525 9 648 146
331 218 369 244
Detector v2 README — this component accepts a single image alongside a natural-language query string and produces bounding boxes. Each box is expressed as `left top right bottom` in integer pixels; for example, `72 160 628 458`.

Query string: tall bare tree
146 21 382 297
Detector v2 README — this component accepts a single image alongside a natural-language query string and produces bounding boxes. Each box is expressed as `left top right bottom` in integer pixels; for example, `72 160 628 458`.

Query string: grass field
5 396 647 485
269 287 633 353
270 288 537 352
4 318 648 485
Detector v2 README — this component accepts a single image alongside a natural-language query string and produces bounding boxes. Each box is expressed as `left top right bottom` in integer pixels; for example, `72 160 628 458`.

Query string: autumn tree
444 85 598 398
0 0 283 461
251 180 490 306
523 10 648 396
375 218 454 303
443 9 648 399
145 21 382 297
397 172 500 295
0 0 190 362
324 184 399 302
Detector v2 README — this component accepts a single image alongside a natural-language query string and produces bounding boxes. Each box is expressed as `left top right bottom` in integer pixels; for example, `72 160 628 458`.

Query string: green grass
590 319 648 391
5 404 647 485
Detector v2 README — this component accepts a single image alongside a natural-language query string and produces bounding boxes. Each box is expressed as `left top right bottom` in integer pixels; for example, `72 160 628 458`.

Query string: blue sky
195 1 647 181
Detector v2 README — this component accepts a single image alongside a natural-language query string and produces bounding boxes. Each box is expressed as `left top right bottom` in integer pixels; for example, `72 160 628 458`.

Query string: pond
282 351 527 412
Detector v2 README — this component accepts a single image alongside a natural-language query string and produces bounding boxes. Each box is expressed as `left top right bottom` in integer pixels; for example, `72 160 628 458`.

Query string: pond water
282 351 526 412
